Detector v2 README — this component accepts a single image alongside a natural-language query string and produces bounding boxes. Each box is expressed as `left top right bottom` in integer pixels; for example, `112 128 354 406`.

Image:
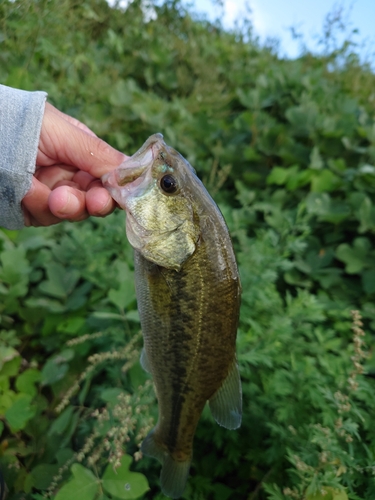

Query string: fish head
102 133 200 271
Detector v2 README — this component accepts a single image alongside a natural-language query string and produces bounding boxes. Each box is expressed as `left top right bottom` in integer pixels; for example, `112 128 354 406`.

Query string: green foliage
102 455 150 499
53 457 149 500
1 0 375 499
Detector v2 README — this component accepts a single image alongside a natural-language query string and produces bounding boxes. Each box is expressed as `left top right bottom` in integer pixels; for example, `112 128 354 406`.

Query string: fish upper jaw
101 143 157 207
101 145 153 188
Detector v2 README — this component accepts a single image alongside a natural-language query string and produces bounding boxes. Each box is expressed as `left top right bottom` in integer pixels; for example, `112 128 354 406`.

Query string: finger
46 103 97 137
34 165 77 189
86 183 117 217
53 180 81 190
35 165 96 191
22 177 61 227
38 104 127 177
72 170 97 191
48 186 89 221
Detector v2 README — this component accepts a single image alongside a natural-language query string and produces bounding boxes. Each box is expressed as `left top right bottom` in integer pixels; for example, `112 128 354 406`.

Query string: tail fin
141 430 191 499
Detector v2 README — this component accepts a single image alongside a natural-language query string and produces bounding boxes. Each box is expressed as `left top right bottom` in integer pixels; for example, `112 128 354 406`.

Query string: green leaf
109 78 139 107
102 455 149 499
211 483 233 500
0 349 20 373
355 196 375 233
306 488 348 500
54 464 99 500
41 350 74 386
267 167 289 185
362 269 375 294
108 262 135 310
332 491 349 500
5 394 36 431
25 296 67 313
48 406 75 436
31 464 60 490
306 491 333 500
100 388 124 404
108 285 135 310
305 193 350 223
0 247 30 285
15 368 42 397
310 169 341 192
57 317 86 334
126 310 140 323
24 473 35 493
336 238 371 274
0 390 16 414
39 262 80 299
91 311 126 321
0 374 10 392
309 146 324 170
41 360 68 385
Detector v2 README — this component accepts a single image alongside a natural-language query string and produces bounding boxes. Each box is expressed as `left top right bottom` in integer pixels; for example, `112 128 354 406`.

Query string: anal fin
140 347 152 373
208 359 242 430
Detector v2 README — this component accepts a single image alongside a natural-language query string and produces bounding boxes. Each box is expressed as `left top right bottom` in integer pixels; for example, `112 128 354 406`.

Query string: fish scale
102 133 242 499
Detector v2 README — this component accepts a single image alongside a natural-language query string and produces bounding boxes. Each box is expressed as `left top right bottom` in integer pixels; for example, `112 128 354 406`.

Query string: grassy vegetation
1 1 375 499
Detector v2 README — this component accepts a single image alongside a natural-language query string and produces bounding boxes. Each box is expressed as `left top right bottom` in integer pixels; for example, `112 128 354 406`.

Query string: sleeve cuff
0 85 47 230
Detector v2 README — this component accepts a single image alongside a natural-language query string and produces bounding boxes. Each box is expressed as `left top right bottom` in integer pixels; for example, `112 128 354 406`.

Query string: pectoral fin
208 360 242 430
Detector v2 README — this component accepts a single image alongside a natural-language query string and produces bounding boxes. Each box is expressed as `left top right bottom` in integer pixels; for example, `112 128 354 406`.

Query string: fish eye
160 174 178 194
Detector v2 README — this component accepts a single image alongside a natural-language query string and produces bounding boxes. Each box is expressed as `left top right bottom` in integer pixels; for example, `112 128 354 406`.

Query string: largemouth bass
102 134 241 499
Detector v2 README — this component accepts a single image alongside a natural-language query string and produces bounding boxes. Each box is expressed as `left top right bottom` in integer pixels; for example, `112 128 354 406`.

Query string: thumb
37 103 127 177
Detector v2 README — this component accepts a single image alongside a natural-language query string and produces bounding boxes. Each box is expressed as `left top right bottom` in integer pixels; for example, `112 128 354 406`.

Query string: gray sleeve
0 84 47 230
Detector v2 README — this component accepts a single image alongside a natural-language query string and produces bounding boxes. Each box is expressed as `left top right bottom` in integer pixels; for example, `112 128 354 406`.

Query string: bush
1 1 375 499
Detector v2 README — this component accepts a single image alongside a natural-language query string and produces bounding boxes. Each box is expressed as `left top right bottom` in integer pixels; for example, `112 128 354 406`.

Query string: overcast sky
189 0 375 61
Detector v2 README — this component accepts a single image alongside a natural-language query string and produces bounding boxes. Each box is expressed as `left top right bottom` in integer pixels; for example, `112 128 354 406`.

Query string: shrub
1 1 375 498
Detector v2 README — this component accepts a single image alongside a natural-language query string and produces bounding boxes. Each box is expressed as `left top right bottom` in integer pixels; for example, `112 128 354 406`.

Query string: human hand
22 102 127 226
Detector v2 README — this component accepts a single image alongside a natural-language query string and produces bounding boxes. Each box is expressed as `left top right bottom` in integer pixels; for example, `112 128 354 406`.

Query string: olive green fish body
102 134 241 499
135 217 240 442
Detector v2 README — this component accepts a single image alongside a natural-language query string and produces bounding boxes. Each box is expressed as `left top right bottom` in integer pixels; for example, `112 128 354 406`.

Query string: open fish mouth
101 135 163 193
101 149 153 192
101 135 179 249
101 145 156 212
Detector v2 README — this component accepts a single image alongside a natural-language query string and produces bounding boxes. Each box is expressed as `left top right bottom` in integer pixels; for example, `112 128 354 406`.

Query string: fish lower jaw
125 211 152 249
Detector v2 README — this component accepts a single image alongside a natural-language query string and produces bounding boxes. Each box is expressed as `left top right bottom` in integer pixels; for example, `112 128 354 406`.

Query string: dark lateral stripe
165 280 193 451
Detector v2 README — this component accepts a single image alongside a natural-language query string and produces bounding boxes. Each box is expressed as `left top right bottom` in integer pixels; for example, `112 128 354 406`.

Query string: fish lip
101 139 161 191
101 140 163 238
102 136 172 239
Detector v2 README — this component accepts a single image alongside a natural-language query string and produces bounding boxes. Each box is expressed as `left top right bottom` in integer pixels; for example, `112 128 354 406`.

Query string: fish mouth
101 150 152 192
101 134 164 192
101 135 166 240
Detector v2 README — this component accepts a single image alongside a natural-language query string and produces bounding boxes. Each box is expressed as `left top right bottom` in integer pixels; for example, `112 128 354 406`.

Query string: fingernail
99 195 113 215
58 191 81 215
